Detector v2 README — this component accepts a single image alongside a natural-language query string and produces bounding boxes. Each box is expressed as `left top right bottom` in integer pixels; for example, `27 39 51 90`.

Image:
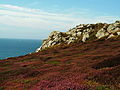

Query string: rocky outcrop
36 21 120 52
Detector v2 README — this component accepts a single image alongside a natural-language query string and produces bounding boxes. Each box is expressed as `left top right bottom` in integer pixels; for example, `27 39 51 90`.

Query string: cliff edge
0 21 120 90
36 21 120 51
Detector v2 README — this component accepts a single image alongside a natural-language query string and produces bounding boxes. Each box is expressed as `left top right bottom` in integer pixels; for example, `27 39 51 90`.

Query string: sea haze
0 38 42 60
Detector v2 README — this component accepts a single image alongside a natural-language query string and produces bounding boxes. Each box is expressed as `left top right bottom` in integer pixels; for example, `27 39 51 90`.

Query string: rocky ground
36 21 120 51
0 38 120 90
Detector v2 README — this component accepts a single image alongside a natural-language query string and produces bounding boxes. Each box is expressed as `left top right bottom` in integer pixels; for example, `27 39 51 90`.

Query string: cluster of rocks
36 21 120 52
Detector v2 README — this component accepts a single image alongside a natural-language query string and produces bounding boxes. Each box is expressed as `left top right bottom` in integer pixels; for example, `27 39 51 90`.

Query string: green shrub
0 86 5 90
96 86 111 90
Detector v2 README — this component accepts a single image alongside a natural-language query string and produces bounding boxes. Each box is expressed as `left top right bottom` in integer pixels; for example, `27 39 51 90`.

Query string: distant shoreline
0 38 43 41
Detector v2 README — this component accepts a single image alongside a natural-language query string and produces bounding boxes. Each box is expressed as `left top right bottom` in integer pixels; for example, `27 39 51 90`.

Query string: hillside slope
0 38 120 90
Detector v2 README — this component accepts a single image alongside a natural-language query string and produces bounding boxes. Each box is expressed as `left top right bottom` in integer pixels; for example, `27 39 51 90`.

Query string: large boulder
96 28 109 39
107 21 120 33
82 32 90 42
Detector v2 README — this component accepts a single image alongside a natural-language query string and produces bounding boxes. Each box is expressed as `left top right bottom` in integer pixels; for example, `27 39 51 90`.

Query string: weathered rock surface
36 21 120 52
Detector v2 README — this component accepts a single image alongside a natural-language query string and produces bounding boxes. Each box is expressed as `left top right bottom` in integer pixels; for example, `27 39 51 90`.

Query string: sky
0 0 120 39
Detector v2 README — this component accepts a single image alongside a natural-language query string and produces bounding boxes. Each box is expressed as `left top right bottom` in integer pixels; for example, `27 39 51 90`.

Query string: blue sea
0 38 42 60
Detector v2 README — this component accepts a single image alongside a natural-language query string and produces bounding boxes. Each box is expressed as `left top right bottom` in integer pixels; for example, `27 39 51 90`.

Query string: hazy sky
0 0 120 39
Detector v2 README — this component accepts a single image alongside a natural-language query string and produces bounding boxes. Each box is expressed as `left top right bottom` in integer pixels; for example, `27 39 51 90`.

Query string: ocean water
0 38 42 60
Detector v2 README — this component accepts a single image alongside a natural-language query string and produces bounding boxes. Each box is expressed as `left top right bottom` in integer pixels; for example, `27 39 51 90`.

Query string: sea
0 38 42 60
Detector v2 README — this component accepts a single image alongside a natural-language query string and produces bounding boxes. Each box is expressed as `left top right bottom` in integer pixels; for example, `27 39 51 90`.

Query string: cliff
0 21 120 90
36 21 120 51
